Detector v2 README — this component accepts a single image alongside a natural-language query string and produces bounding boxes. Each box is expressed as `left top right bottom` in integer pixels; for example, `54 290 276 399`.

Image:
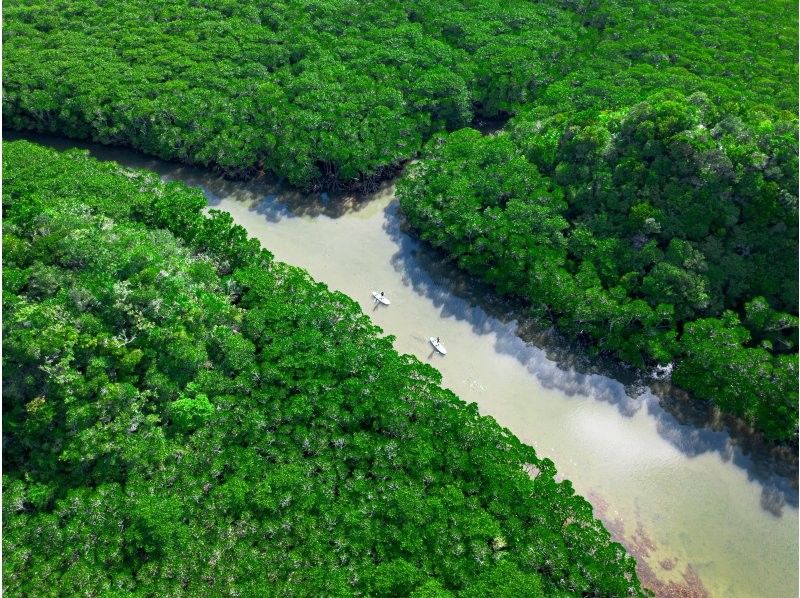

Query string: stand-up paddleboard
429 337 447 355
372 291 390 305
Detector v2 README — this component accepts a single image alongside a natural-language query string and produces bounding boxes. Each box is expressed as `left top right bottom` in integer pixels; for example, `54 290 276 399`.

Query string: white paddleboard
429 337 447 355
372 291 390 305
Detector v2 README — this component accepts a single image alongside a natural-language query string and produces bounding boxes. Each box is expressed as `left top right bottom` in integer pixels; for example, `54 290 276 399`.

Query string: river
8 132 799 597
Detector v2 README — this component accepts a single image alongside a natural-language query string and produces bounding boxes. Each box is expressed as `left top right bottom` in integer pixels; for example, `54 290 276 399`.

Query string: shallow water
10 132 799 597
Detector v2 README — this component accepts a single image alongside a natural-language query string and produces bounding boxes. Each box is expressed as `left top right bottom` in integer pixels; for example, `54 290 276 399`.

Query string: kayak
429 337 447 355
372 291 390 305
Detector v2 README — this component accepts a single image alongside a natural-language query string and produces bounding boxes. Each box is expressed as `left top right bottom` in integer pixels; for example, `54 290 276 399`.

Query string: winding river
10 132 799 597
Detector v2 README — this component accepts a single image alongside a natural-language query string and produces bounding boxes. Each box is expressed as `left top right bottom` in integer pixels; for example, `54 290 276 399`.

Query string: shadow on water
244 179 395 222
9 129 797 516
381 199 799 515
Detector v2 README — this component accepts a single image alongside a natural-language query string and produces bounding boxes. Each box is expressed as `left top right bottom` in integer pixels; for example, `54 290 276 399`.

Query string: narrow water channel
9 133 799 597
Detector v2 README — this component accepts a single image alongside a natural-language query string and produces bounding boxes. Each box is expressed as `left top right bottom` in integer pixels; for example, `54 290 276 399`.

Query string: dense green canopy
3 0 579 187
398 92 798 441
5 0 795 189
3 140 647 596
2 0 797 593
391 0 798 442
514 0 797 123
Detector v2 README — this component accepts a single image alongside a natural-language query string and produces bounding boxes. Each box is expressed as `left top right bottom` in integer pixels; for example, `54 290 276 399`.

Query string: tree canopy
3 140 647 596
5 0 794 190
398 91 798 441
3 0 579 188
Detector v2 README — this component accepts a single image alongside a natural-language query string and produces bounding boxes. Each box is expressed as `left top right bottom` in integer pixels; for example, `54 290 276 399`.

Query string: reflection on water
7 130 799 598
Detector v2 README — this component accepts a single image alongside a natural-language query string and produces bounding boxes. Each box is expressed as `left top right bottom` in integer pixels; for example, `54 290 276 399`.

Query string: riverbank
6 131 799 597
212 180 799 598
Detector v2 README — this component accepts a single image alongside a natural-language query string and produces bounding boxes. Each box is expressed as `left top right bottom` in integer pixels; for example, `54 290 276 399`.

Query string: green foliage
398 91 798 440
170 393 214 433
2 140 647 596
675 313 798 440
512 0 797 126
4 0 796 439
14 0 792 189
2 0 577 188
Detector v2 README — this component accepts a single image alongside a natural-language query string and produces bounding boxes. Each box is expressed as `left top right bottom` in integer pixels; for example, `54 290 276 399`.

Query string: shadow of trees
382 198 798 514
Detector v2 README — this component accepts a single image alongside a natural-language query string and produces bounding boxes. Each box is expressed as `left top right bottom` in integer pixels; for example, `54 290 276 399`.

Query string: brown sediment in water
588 491 710 597
630 520 658 560
638 563 709 598
660 558 676 571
